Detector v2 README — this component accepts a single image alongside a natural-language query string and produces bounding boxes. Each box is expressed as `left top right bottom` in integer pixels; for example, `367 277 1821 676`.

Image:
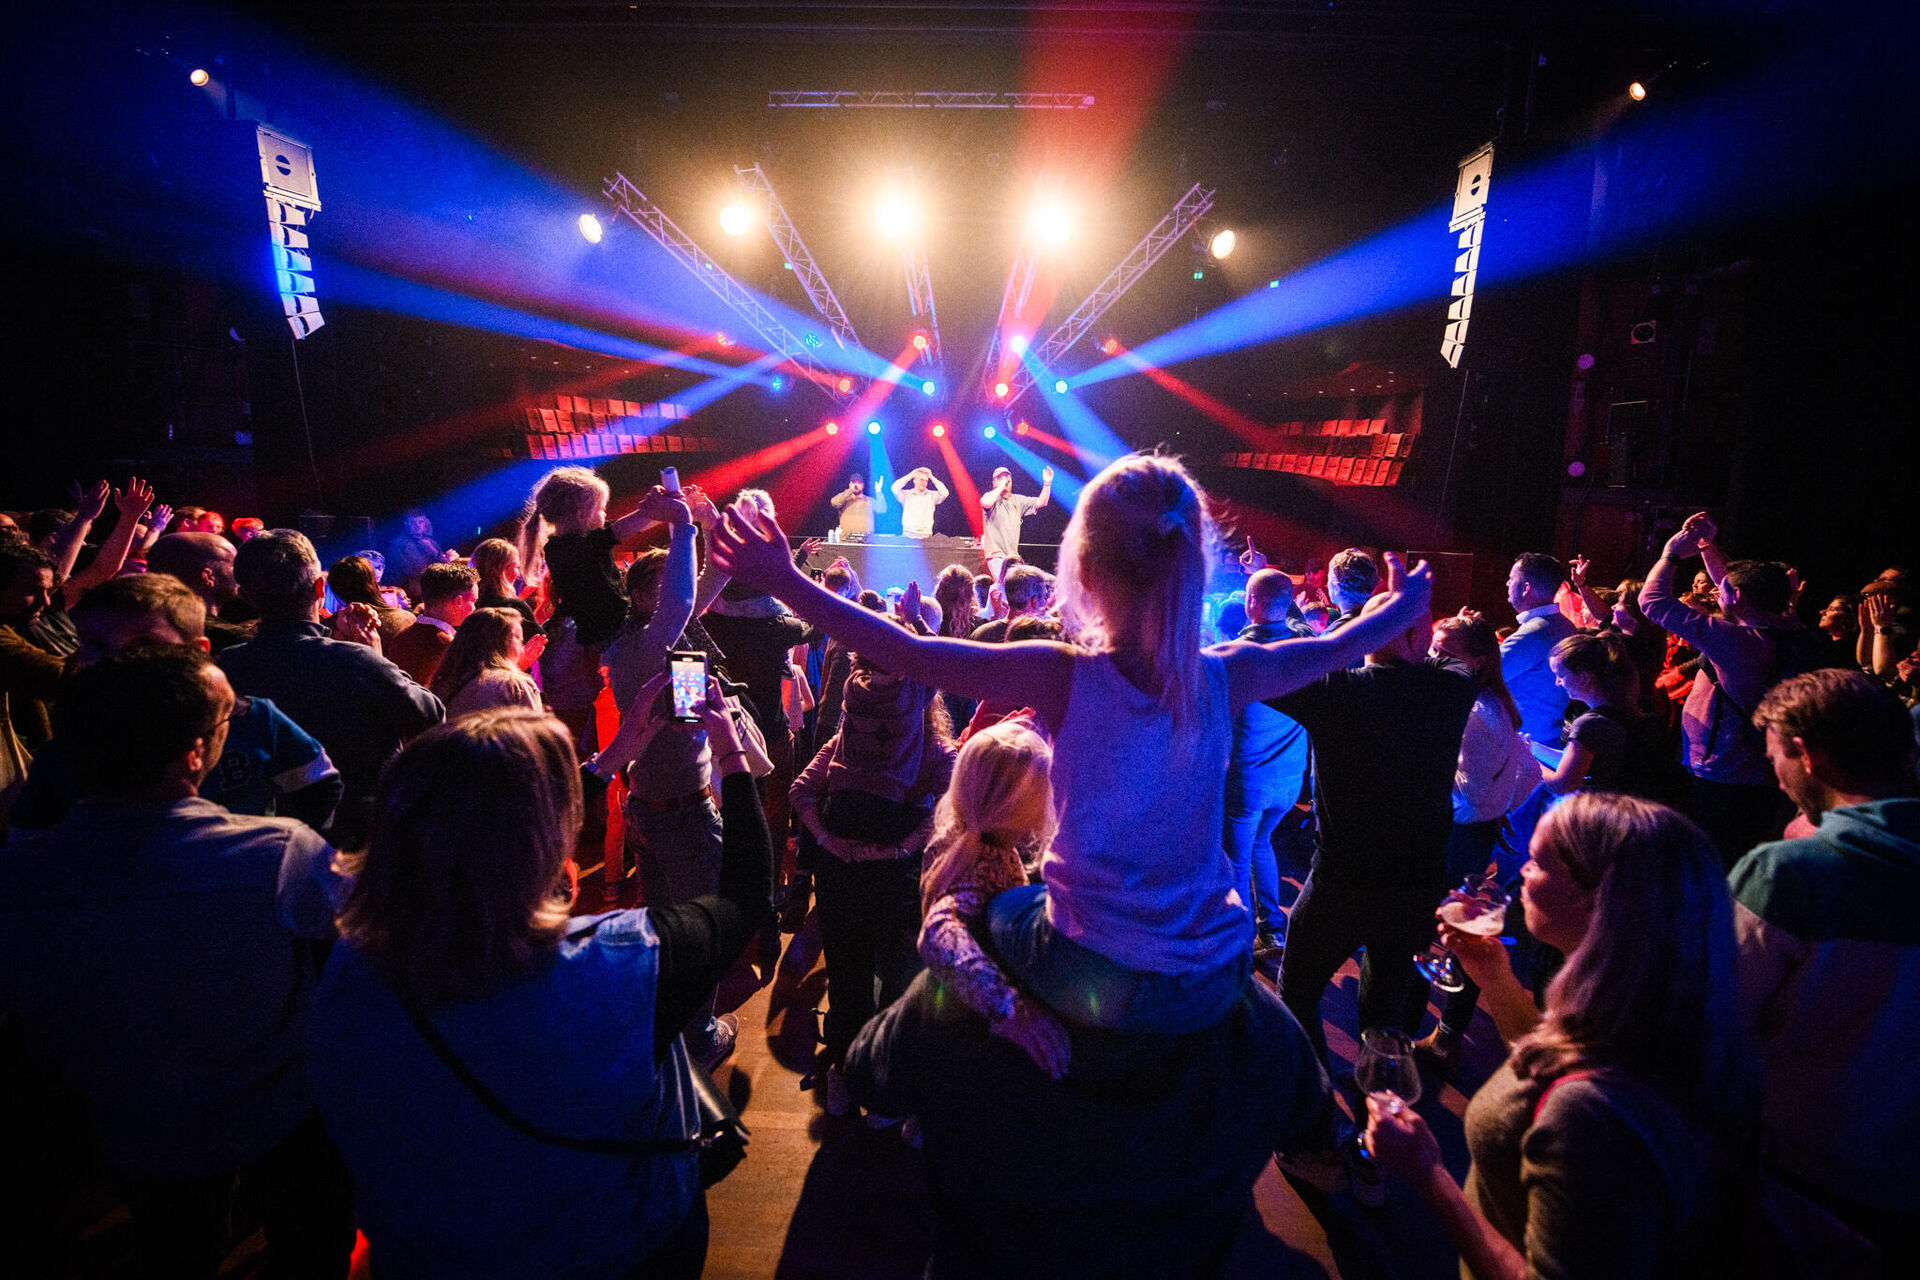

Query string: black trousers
814 854 924 1065
1688 775 1790 869
1278 849 1444 1064
124 1112 355 1280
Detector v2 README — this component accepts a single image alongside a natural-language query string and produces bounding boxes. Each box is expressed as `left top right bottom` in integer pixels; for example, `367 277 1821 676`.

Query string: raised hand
991 996 1072 1080
683 484 720 529
1867 593 1896 630
1568 554 1590 588
797 536 824 562
517 632 547 670
113 477 155 519
1041 466 1054 484
145 503 175 537
709 497 801 591
74 479 112 524
331 602 381 649
1383 552 1433 616
1239 538 1267 572
899 579 924 626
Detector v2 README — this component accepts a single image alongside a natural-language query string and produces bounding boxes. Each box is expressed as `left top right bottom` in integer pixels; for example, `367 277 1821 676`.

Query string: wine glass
1413 873 1510 995
1354 1027 1422 1108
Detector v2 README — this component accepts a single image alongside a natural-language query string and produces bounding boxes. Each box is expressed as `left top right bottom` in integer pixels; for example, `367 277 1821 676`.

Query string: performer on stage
891 467 950 539
980 464 1052 570
829 472 886 539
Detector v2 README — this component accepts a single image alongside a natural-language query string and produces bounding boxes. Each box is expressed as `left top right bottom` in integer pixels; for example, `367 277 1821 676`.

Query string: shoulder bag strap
392 980 698 1158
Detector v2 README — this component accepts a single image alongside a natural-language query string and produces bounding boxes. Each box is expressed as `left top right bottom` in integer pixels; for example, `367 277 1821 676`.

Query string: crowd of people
1 457 1915 1278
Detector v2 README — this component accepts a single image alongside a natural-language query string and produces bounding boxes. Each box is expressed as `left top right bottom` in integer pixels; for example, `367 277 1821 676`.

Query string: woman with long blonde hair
1366 793 1761 1278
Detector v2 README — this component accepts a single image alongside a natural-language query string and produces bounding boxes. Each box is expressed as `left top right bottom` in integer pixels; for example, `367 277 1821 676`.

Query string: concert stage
797 535 1058 590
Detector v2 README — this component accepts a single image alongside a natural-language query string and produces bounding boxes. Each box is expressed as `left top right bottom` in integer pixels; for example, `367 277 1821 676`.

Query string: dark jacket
846 969 1334 1279
218 619 443 848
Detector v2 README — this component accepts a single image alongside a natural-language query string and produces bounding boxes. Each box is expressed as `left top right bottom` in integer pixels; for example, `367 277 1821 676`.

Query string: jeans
987 884 1251 1034
124 1112 354 1280
628 797 726 1055
1278 850 1445 1063
815 854 924 1065
1222 787 1295 931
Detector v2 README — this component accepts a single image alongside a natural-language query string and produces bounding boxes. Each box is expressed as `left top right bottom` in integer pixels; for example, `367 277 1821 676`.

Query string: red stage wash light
1100 337 1121 355
837 376 854 394
911 331 930 352
1015 420 1031 436
825 421 840 436
931 423 946 438
993 381 1010 399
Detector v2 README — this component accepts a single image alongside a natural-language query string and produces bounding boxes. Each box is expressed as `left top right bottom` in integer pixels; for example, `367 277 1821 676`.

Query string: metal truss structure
769 91 1094 110
735 163 865 354
604 172 851 406
1007 183 1216 406
887 165 942 365
983 242 1041 388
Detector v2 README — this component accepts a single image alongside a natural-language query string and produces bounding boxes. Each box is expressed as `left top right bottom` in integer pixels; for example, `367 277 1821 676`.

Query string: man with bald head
147 532 250 652
1224 568 1317 959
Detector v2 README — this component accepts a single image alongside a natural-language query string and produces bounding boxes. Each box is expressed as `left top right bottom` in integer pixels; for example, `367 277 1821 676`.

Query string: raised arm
64 479 155 604
45 481 110 583
831 485 855 511
928 474 950 502
1034 467 1053 511
709 500 1074 729
890 474 913 501
1219 553 1434 709
607 483 683 542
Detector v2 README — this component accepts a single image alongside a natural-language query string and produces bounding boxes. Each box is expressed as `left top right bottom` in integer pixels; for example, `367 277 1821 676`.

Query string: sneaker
824 1064 852 1117
1347 1137 1386 1208
1252 923 1285 962
1274 1148 1350 1195
698 1014 739 1073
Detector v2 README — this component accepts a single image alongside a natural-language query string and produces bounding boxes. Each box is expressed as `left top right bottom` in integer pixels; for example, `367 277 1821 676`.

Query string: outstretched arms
1218 553 1435 709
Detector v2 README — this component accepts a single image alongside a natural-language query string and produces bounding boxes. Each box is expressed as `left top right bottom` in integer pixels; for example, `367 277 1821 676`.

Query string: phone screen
669 652 707 722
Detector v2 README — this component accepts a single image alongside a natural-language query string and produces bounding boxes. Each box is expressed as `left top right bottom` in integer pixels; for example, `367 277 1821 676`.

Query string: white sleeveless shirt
1042 650 1249 974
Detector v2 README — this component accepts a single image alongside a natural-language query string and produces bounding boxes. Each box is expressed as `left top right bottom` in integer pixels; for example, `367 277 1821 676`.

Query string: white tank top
1042 650 1248 974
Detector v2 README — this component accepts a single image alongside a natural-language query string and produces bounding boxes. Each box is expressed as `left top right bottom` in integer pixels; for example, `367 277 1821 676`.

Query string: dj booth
797 534 1058 589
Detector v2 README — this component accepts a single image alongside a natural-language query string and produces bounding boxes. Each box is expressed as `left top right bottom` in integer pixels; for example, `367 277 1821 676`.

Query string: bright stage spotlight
189 68 211 87
1028 199 1071 247
719 203 753 236
825 421 840 435
877 191 919 239
984 425 997 440
931 423 947 438
1008 334 1028 354
1015 420 1031 436
769 374 787 393
715 332 733 347
921 380 937 397
866 421 882 436
1629 81 1648 101
1100 336 1121 355
837 377 854 393
1052 379 1069 394
992 380 1010 399
1209 228 1237 259
578 213 604 244
911 331 930 352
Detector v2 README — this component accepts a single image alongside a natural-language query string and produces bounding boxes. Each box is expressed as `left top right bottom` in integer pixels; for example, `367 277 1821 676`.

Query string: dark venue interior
3 2 1917 1278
